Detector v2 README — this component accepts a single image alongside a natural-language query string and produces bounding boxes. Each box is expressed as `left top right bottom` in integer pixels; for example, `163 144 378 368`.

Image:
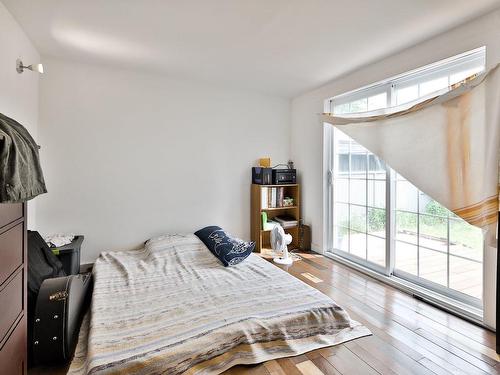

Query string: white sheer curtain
322 65 500 247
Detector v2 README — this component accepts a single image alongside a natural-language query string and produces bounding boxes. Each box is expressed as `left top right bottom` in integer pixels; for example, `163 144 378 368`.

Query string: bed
68 234 370 375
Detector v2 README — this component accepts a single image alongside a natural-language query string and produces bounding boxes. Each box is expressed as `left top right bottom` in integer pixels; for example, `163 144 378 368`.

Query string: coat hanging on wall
0 112 47 202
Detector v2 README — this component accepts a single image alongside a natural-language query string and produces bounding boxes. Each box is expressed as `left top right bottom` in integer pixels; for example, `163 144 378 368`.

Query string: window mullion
386 168 395 276
365 153 368 261
447 212 450 289
417 191 420 278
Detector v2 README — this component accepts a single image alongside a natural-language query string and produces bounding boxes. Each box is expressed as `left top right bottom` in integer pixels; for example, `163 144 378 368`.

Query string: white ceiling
3 0 500 97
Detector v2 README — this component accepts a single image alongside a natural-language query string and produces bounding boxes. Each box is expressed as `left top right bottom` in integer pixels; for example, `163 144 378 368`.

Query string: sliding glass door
331 128 388 274
326 127 483 307
394 173 483 301
325 48 486 309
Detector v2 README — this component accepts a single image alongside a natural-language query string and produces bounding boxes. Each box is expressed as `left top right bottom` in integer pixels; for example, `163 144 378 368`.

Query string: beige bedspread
68 234 370 374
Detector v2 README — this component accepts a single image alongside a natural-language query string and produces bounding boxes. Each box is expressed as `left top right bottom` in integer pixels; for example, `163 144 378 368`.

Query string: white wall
37 57 290 263
0 2 40 227
290 9 500 328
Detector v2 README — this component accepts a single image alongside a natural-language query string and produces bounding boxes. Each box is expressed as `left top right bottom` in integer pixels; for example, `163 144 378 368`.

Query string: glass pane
396 85 418 105
350 230 366 259
368 156 386 180
334 203 349 228
449 219 483 261
333 103 350 115
396 180 418 212
368 92 387 111
419 76 448 96
419 193 448 217
367 235 385 266
350 146 367 178
335 179 349 202
450 66 484 85
334 226 349 252
419 215 447 251
395 241 417 275
449 255 482 299
350 179 366 206
368 180 385 208
396 211 417 244
350 205 366 232
349 98 368 113
368 208 386 237
419 248 447 286
334 129 350 177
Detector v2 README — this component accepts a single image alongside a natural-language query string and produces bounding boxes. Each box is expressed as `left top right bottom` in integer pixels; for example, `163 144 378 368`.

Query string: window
333 131 387 270
394 174 483 300
325 47 486 308
332 47 485 114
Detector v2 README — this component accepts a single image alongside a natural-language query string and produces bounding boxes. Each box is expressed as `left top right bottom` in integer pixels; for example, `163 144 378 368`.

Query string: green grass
338 206 482 251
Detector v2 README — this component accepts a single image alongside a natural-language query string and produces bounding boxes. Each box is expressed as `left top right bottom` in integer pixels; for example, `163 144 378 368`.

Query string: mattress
68 234 370 374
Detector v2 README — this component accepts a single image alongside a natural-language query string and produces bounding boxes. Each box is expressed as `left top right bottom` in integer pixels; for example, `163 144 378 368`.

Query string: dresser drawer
0 271 23 344
0 224 23 286
0 316 26 375
0 203 22 229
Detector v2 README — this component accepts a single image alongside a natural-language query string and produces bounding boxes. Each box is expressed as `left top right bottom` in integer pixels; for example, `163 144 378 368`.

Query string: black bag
28 230 66 299
32 273 92 364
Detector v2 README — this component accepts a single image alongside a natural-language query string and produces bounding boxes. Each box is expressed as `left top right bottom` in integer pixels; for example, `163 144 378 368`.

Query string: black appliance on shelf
252 167 296 185
272 168 296 185
252 167 272 185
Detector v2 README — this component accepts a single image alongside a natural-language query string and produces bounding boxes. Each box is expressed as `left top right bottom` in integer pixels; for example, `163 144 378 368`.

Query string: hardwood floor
224 251 498 375
29 251 498 375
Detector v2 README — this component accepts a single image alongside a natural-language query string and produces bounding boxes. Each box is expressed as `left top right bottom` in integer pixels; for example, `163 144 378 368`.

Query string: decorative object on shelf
283 197 294 207
259 157 271 167
271 226 293 265
261 212 280 231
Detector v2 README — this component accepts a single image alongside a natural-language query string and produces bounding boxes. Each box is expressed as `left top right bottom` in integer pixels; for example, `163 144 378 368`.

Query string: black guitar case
32 273 92 365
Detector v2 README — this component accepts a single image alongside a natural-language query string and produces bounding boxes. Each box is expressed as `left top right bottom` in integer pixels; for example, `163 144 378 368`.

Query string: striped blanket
68 234 370 374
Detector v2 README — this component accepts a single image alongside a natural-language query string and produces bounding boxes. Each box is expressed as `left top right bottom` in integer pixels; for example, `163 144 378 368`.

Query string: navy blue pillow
194 226 255 267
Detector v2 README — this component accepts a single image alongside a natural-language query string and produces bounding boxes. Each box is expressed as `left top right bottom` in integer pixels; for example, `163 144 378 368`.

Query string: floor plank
323 345 379 375
295 360 325 375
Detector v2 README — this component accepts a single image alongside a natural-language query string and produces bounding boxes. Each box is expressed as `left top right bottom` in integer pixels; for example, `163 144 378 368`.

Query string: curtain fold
321 64 500 242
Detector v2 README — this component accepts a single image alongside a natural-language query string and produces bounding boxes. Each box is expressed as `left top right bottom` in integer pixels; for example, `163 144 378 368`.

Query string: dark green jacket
0 113 47 202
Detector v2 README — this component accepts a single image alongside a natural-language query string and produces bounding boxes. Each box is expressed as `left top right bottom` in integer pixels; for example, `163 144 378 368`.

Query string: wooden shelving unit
251 184 300 252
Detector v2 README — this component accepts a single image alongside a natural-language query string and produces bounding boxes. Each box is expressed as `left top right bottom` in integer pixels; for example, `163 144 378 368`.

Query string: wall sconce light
16 58 44 74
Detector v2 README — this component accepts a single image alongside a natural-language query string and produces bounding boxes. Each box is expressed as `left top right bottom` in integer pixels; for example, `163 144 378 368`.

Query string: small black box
52 236 84 275
252 167 273 185
272 169 296 184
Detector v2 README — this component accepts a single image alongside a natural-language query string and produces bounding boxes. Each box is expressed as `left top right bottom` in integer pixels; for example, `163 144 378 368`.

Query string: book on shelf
261 187 286 209
261 187 268 209
275 214 298 228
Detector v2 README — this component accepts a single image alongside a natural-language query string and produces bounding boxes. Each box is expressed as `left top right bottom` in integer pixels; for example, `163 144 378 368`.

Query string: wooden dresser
0 203 27 374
